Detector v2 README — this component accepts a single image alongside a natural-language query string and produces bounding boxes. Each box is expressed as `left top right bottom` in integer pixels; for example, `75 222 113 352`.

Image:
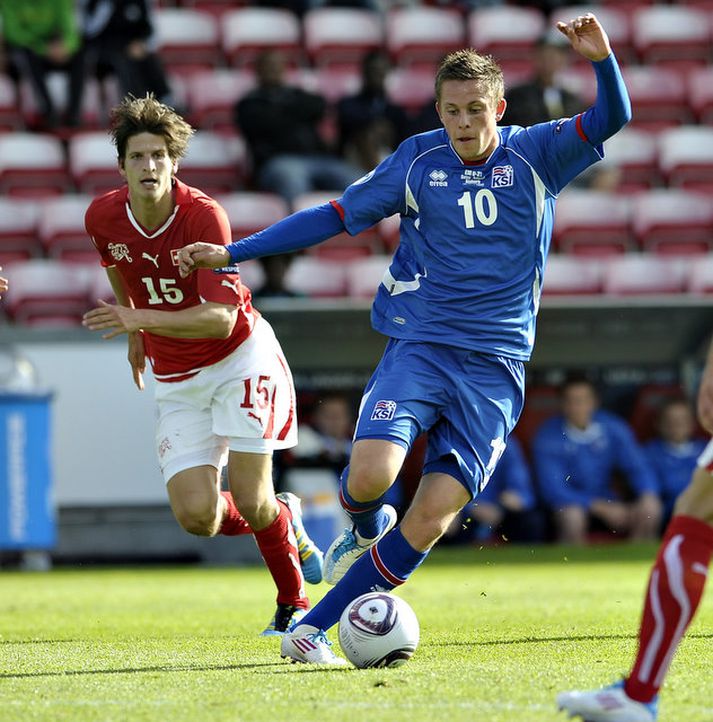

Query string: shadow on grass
431 631 713 648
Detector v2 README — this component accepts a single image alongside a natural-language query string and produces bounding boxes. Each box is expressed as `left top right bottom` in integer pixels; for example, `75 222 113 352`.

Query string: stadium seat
377 214 401 253
542 254 603 295
2 259 92 326
631 5 711 70
688 67 713 125
345 255 391 298
631 189 713 255
177 131 246 194
68 131 119 195
37 195 95 261
185 69 255 131
293 192 381 260
601 254 689 295
85 263 116 304
553 191 634 256
385 66 436 114
303 8 383 69
222 8 302 69
601 126 660 191
468 6 545 74
154 8 221 71
0 73 22 130
234 259 264 293
285 256 348 297
215 192 289 239
0 197 42 260
307 67 361 105
687 255 713 294
657 125 713 191
621 66 691 130
385 7 465 69
629 383 689 441
0 133 72 196
513 384 560 455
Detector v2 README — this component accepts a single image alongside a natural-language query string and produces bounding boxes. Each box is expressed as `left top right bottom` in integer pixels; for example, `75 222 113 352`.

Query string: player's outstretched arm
0 267 7 299
556 13 611 62
698 341 713 434
177 242 230 277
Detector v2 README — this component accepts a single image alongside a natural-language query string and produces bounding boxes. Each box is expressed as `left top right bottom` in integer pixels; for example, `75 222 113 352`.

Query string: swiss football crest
170 248 181 266
108 242 132 263
491 165 514 188
371 400 397 421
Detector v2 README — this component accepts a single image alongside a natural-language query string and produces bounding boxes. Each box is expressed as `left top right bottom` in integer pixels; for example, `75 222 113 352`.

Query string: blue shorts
354 338 525 499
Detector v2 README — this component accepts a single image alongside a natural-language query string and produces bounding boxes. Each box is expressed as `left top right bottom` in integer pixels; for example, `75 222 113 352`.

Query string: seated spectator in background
337 50 409 172
80 0 174 108
450 435 544 544
504 29 586 128
533 376 662 544
252 254 303 300
235 49 362 207
0 0 85 129
645 397 707 529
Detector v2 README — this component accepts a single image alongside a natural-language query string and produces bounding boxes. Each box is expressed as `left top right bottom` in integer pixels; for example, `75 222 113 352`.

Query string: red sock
253 501 308 609
219 491 252 536
625 515 713 703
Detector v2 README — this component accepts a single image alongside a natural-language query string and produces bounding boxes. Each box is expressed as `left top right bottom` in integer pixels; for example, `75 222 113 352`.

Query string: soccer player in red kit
82 95 322 635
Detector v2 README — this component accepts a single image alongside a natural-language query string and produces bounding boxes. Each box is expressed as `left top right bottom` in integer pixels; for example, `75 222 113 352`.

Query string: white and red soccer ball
338 591 420 668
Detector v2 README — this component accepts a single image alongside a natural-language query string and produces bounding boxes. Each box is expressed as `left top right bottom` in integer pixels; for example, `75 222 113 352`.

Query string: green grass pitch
1 543 711 722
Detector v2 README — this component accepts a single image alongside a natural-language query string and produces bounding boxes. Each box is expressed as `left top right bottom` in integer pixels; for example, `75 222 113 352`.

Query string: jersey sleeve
336 140 413 235
84 202 114 268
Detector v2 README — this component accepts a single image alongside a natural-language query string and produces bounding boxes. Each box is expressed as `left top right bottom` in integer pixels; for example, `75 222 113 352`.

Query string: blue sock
339 466 390 540
299 527 428 631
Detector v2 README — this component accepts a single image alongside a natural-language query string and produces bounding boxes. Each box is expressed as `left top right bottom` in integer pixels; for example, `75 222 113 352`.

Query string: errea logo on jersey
429 169 448 187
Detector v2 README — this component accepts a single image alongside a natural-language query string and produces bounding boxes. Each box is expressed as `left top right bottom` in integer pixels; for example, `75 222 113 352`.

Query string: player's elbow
208 308 237 338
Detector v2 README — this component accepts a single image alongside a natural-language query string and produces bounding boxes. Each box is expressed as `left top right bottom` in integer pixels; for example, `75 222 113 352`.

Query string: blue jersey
335 120 602 360
645 438 707 504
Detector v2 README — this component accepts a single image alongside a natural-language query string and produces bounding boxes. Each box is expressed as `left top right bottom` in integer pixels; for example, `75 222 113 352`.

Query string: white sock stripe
638 568 664 683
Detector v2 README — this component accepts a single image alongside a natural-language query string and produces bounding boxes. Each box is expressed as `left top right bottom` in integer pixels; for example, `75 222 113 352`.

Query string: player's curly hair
109 94 194 161
435 49 504 106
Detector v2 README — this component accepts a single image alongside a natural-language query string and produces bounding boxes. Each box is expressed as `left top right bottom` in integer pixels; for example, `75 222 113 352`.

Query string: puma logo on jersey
142 252 159 268
221 279 240 294
247 411 263 425
108 242 132 263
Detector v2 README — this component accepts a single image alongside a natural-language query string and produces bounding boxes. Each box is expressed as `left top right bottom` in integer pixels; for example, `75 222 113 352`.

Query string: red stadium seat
553 191 634 256
602 126 660 191
222 8 302 69
303 8 383 69
688 67 713 125
601 254 689 295
385 66 436 114
154 8 222 72
631 5 711 71
285 256 348 297
306 67 361 104
385 7 465 69
215 192 289 239
68 131 119 195
2 259 91 326
233 259 264 294
688 255 713 294
657 125 713 192
177 131 246 194
85 263 117 304
0 197 42 260
37 195 95 261
631 190 713 255
345 255 391 298
468 6 545 74
185 69 255 131
542 254 603 295
293 192 382 260
514 385 560 455
621 66 691 130
629 383 689 441
376 214 401 253
0 133 72 196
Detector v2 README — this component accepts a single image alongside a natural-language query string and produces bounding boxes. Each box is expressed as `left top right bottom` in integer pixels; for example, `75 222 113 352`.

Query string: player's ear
118 158 126 178
172 159 179 176
495 98 507 122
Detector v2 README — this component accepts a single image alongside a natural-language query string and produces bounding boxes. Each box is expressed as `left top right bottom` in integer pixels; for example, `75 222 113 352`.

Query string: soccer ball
338 592 419 668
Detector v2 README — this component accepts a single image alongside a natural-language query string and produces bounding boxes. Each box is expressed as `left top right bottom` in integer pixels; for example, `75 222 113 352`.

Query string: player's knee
401 505 453 549
174 501 218 536
347 465 392 502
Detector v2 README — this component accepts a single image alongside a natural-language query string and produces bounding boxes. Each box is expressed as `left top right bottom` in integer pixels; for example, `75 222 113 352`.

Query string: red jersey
86 179 259 382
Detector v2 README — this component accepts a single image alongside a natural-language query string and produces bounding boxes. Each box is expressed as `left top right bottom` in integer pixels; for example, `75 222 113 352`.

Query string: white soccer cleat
322 504 398 585
557 681 658 722
280 624 348 665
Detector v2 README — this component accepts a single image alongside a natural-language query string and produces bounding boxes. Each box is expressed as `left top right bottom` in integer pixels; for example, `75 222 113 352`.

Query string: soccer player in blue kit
178 13 631 664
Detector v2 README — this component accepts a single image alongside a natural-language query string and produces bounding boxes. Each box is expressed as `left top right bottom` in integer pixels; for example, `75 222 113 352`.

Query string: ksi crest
491 165 514 188
371 400 397 421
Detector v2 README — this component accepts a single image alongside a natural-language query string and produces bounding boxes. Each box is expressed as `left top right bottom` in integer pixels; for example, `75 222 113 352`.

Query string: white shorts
697 438 713 472
154 316 298 482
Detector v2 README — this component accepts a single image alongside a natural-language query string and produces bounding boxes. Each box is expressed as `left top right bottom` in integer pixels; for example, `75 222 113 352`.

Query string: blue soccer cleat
322 504 398 585
281 624 347 665
557 680 658 722
260 604 308 637
277 492 324 585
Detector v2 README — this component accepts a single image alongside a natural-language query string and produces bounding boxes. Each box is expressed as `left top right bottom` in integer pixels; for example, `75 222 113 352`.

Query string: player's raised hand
128 331 146 391
0 267 7 299
177 242 231 278
83 300 140 339
556 13 611 62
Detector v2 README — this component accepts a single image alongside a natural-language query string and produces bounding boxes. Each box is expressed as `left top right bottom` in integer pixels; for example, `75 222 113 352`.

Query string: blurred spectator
79 0 174 107
504 29 586 128
532 376 662 545
449 435 545 544
645 398 707 529
235 49 362 206
252 254 304 300
337 50 409 172
0 0 85 129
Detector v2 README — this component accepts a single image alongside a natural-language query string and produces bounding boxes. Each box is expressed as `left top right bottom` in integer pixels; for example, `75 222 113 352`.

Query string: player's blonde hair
435 49 504 106
110 94 194 162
